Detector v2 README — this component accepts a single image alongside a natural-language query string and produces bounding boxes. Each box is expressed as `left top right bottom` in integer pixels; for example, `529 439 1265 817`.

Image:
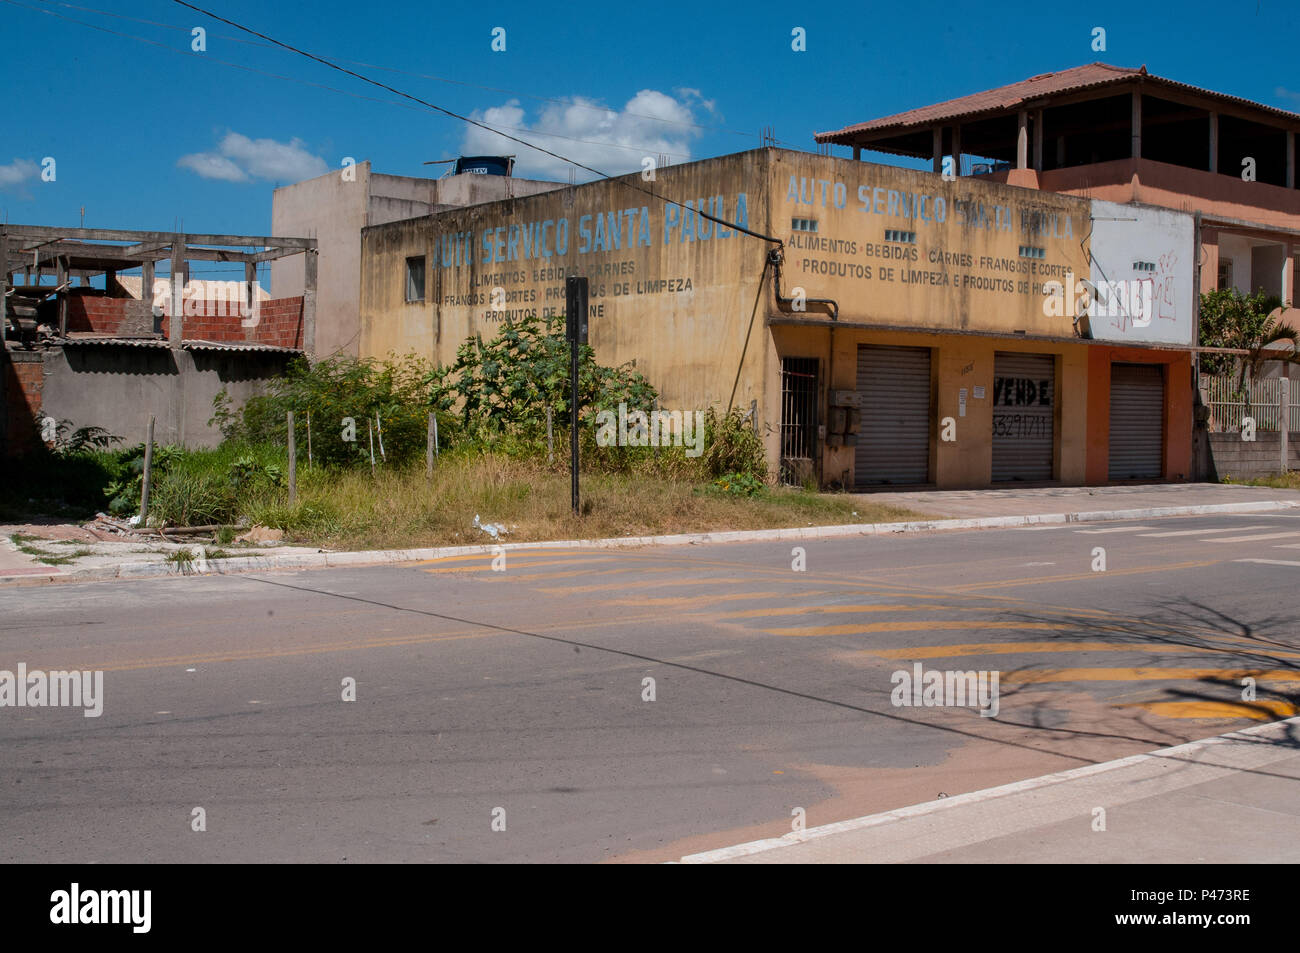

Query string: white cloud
177 133 328 184
177 152 247 182
459 89 706 181
0 158 40 189
1276 86 1300 106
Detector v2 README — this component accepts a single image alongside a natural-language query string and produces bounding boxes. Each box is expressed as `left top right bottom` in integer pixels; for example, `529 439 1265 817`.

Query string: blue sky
2 0 1297 246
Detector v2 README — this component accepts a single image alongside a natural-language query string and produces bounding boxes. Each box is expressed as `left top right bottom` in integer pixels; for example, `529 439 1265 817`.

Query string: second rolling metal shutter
855 345 931 486
992 352 1055 482
1109 363 1164 480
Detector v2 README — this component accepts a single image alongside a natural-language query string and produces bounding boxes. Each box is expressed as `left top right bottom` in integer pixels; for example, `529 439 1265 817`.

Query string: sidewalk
681 716 1300 863
3 482 1300 584
854 481 1300 519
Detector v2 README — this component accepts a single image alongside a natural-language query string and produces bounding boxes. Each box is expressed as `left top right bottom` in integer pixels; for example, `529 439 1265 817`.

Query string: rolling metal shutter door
992 352 1055 482
1109 363 1164 479
855 345 931 486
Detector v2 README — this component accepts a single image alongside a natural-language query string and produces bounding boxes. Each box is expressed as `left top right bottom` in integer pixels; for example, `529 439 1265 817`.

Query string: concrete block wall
1206 432 1300 481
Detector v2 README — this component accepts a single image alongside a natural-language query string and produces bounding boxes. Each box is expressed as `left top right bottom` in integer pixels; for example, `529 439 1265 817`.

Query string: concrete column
1032 109 1044 172
1016 110 1029 169
169 237 184 348
141 259 155 334
56 255 68 336
1056 135 1066 167
302 248 318 356
1208 112 1218 173
951 125 962 177
1131 90 1142 159
932 127 943 174
245 259 257 331
852 146 861 162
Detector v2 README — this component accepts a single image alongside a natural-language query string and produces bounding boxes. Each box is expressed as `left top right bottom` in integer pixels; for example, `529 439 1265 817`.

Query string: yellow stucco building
359 148 1192 488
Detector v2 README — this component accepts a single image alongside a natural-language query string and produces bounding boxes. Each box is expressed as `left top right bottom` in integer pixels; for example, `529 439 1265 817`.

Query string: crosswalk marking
863 641 1300 660
762 620 1073 637
1137 525 1269 538
1002 667 1300 684
1234 558 1300 567
1075 526 1155 534
1205 531 1300 543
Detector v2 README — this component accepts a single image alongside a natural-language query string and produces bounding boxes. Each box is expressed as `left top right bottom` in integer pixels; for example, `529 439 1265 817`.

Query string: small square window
1218 258 1234 289
1133 260 1155 272
405 256 426 303
1018 245 1045 259
885 229 916 244
791 218 818 233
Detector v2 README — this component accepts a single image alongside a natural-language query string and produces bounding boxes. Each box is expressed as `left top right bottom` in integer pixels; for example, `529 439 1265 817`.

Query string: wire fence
1200 374 1299 432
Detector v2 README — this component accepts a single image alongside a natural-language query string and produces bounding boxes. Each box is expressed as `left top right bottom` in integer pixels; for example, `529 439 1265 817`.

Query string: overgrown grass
230 453 924 550
1224 472 1300 489
8 533 96 565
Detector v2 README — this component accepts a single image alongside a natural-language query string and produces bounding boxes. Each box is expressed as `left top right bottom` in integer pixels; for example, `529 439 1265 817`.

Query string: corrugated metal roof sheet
61 336 168 347
182 340 301 354
816 63 1300 143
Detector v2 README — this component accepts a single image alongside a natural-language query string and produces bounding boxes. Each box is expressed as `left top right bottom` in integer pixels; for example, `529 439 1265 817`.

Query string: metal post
547 406 554 465
565 276 588 516
570 336 579 514
287 410 297 505
306 409 312 466
427 412 435 478
139 415 155 523
1281 377 1290 474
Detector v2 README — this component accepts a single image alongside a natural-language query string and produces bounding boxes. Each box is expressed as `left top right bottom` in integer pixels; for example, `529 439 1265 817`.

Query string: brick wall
66 296 129 334
3 352 44 456
170 296 303 348
63 295 302 348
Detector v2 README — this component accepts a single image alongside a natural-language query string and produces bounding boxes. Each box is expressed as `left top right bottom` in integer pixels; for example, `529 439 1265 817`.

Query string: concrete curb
3 498 1298 586
676 714 1300 864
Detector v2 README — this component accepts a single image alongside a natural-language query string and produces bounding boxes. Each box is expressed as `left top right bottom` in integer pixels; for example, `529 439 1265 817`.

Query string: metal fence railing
1200 374 1299 432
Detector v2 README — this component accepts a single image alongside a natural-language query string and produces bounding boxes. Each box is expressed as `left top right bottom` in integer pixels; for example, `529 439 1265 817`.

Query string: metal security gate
779 357 818 485
1109 363 1164 479
855 345 931 486
992 352 1055 482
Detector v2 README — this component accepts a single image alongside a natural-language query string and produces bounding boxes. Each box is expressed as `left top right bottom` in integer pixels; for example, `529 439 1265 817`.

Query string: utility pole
565 276 588 516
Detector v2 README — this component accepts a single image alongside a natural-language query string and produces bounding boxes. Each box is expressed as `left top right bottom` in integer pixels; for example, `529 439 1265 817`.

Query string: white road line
1075 526 1156 534
1137 525 1270 538
1233 558 1300 567
1014 525 1075 531
1206 531 1300 543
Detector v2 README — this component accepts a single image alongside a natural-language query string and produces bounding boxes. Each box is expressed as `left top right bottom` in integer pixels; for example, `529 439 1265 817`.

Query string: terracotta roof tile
816 63 1300 143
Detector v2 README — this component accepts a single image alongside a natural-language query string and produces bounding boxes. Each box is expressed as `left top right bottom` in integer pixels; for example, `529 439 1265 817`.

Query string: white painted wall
1089 199 1195 345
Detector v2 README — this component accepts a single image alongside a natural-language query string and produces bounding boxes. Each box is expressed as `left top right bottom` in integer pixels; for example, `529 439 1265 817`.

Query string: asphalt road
3 511 1299 863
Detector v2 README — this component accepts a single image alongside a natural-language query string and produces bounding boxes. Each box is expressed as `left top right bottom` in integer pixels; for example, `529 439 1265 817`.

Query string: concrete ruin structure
2 225 317 455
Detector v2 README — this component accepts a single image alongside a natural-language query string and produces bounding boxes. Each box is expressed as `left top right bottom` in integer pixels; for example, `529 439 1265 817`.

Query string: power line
40 0 783 145
7 0 696 161
169 0 782 245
